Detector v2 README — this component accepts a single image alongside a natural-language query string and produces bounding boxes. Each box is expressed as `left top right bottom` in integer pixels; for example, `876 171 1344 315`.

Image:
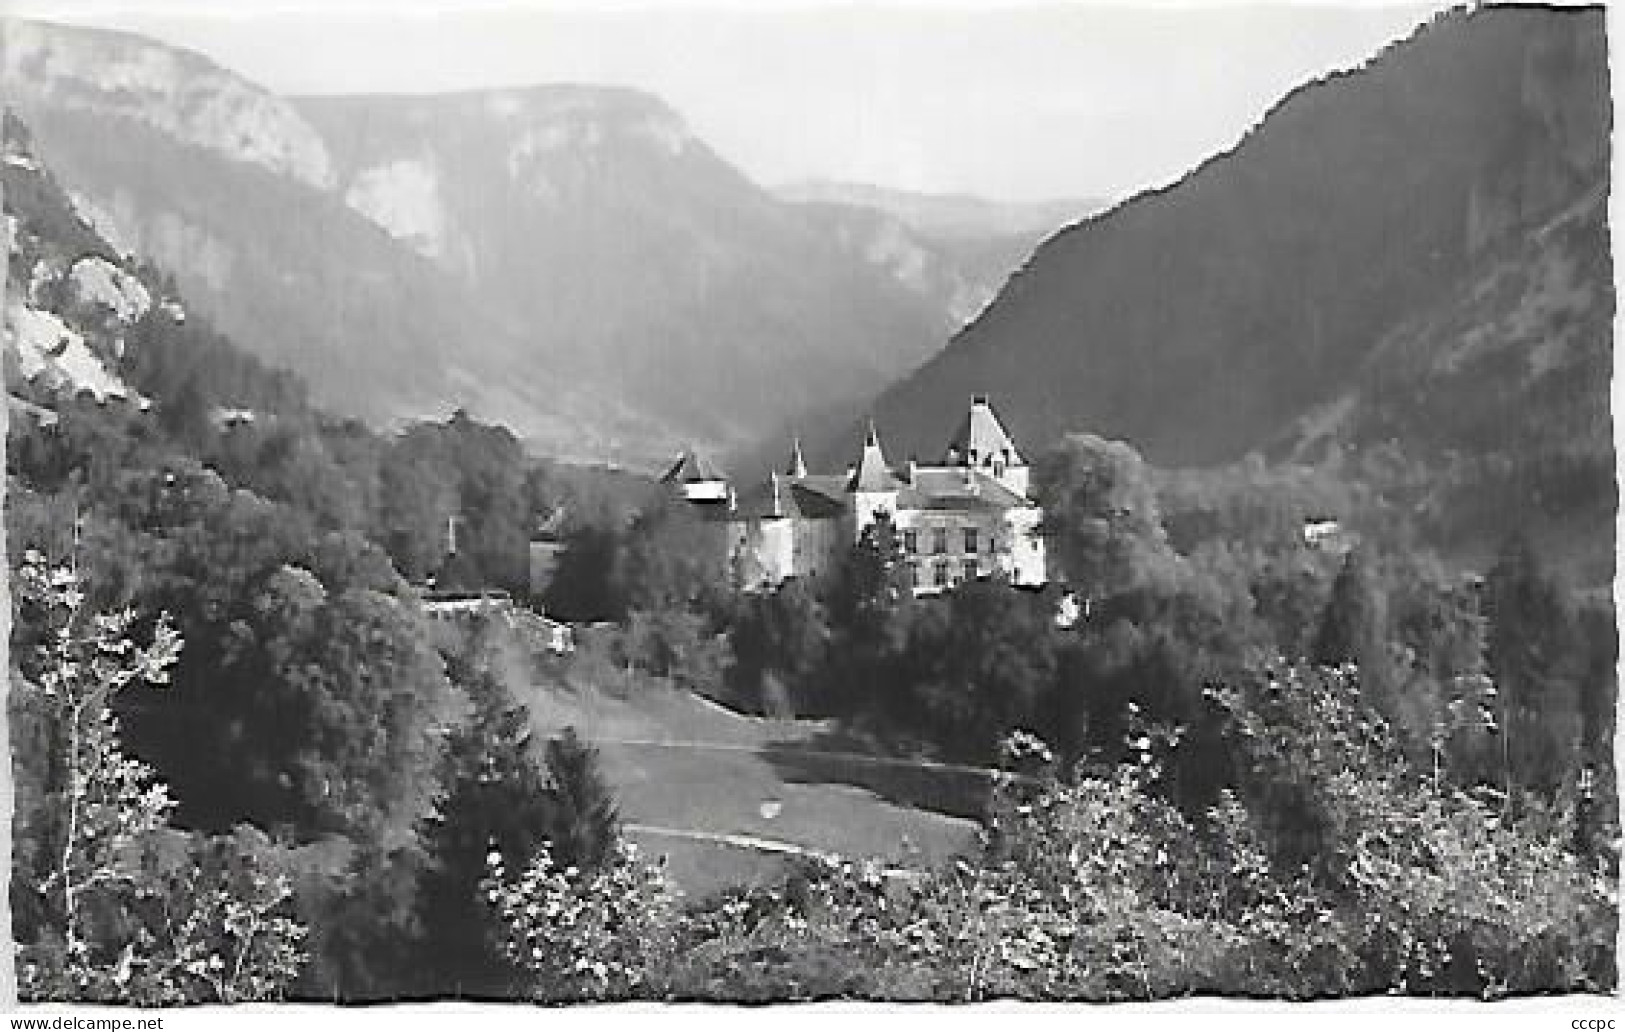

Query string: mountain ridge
1 17 1040 467
775 179 1102 242
847 3 1610 580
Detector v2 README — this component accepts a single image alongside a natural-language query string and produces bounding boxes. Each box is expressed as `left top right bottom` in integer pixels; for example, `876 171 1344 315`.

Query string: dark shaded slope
1290 176 1614 585
863 5 1607 469
9 103 677 462
295 88 952 451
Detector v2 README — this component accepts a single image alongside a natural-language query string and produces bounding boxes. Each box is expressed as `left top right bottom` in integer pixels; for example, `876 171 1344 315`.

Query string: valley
2 1 1614 1008
0 18 1088 465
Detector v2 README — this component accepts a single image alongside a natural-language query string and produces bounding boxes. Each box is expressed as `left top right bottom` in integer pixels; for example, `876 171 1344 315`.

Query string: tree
434 547 484 592
375 443 456 583
898 579 1060 762
156 375 214 451
620 607 733 694
538 729 621 873
11 553 306 1003
483 841 674 1002
830 512 909 624
1208 662 1613 996
415 650 557 997
727 577 832 715
619 495 734 618
1311 548 1384 669
122 492 459 844
1033 434 1179 602
1250 547 1333 660
818 513 912 719
480 731 649 1003
544 521 627 621
1482 534 1583 799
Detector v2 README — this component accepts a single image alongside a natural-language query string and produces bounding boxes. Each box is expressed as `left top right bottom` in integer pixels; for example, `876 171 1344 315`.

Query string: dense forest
4 109 651 999
5 43 1618 1003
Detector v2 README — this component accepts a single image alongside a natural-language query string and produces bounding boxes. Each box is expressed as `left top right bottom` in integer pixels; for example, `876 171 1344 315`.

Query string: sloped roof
660 448 727 484
945 396 1024 467
897 467 1034 512
847 422 905 493
785 437 809 478
792 474 850 507
733 471 848 521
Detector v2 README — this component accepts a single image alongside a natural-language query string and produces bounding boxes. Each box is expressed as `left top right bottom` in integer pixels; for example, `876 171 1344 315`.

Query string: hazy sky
12 1 1448 201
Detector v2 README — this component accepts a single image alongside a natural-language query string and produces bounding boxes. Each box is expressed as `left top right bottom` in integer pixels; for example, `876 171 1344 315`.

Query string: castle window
934 562 949 588
963 527 979 554
904 529 918 554
933 528 948 554
903 563 918 591
962 559 978 582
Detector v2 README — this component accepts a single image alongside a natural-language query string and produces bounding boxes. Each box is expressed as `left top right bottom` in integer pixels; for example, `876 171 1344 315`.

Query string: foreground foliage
484 668 1616 1002
12 556 307 1003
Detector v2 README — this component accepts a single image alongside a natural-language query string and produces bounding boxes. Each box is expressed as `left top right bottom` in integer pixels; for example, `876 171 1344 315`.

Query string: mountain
291 87 965 452
3 105 312 435
775 180 1100 242
777 181 1104 334
3 115 150 411
1283 174 1613 583
0 19 982 466
0 19 676 463
859 5 1610 576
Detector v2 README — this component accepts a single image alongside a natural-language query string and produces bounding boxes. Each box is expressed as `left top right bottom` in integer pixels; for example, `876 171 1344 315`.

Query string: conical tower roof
660 447 726 485
946 395 1024 466
786 437 809 479
847 420 903 492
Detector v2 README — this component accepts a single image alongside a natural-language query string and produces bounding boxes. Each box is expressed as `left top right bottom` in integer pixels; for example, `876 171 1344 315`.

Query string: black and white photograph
0 0 1616 1014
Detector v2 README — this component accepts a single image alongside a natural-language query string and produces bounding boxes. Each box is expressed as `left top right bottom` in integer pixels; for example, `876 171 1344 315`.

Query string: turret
661 447 730 504
847 420 903 536
786 437 809 479
945 394 1029 497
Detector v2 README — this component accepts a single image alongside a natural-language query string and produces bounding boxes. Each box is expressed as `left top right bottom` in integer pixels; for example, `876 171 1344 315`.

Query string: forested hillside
4 108 657 999
292 87 956 452
861 5 1610 578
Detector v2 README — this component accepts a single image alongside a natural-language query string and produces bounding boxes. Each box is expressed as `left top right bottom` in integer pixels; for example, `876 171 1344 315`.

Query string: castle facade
662 396 1047 595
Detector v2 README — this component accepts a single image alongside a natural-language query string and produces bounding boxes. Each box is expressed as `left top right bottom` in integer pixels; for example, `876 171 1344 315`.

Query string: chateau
663 396 1047 595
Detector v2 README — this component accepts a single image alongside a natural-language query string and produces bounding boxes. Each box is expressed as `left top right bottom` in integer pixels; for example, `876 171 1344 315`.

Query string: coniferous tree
1483 533 1583 798
157 375 214 450
539 729 620 873
544 522 627 621
434 547 484 593
1312 549 1383 669
829 511 909 630
415 653 556 997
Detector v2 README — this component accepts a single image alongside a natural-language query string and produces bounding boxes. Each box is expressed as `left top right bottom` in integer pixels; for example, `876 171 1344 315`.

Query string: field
519 673 982 900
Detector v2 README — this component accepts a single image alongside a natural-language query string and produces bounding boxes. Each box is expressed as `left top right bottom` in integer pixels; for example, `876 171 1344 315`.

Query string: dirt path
590 736 1035 784
623 823 925 880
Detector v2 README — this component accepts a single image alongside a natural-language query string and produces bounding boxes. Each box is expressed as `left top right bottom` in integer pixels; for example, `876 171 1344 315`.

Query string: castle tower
786 437 809 479
661 447 730 504
846 420 903 537
945 394 1030 497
